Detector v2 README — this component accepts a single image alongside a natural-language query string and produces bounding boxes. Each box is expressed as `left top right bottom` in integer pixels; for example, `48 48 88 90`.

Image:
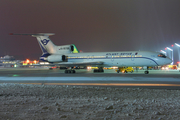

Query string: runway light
166 47 173 51
171 45 174 47
26 59 30 63
112 66 118 69
175 43 180 47
13 74 19 77
40 62 44 65
87 66 91 69
165 48 167 50
160 50 166 54
33 60 37 64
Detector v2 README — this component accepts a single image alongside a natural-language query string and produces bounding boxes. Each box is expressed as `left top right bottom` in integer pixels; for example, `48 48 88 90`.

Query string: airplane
10 33 172 74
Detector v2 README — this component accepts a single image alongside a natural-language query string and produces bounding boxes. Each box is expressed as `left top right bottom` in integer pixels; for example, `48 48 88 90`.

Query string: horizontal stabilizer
9 33 55 37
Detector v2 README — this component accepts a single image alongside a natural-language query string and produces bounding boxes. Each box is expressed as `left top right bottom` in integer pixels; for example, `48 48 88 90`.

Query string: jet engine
44 55 67 62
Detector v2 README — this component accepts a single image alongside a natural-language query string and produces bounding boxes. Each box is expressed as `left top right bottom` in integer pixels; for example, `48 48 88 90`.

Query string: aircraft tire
99 69 104 72
125 70 127 73
68 70 71 73
100 68 104 72
94 69 104 73
65 70 68 73
144 71 149 74
72 70 76 73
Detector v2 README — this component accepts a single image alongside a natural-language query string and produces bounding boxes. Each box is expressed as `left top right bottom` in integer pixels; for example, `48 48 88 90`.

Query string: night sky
1 0 180 63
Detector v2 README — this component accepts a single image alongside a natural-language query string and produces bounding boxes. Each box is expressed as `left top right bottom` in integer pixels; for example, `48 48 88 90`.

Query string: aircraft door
111 56 114 62
91 55 94 61
131 54 135 61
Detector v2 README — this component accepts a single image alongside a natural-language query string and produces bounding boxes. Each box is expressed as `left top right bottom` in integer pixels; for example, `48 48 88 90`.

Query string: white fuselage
11 33 172 69
30 33 172 67
64 51 172 67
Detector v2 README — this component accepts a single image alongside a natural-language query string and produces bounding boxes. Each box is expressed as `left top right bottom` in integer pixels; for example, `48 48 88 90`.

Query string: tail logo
41 39 50 45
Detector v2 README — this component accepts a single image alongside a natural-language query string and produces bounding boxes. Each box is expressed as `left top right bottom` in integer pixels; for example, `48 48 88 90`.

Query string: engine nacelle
44 55 67 62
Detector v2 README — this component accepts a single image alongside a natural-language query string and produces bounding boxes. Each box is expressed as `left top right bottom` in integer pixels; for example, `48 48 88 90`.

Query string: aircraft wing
56 61 104 67
26 61 104 67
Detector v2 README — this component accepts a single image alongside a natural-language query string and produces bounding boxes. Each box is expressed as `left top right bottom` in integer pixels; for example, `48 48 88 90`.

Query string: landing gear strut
65 67 76 74
144 66 149 74
93 67 104 73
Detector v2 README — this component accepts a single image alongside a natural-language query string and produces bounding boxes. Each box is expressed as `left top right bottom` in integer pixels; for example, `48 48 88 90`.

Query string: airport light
33 60 37 64
175 43 180 47
175 43 180 63
166 47 173 51
26 59 30 63
166 47 173 65
160 50 167 56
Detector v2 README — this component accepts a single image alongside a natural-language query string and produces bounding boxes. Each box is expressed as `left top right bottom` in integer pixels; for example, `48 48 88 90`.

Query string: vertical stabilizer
10 33 79 56
32 33 57 55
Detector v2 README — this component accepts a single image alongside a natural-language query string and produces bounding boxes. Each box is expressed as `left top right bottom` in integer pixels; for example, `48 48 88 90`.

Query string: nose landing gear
93 67 104 73
144 66 149 74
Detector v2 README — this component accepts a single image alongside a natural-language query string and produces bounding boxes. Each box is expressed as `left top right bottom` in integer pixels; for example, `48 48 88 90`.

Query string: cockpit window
158 53 166 58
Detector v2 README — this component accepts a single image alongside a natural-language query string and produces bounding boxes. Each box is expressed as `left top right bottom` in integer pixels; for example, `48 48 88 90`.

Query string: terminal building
0 55 43 68
0 55 39 68
0 55 22 67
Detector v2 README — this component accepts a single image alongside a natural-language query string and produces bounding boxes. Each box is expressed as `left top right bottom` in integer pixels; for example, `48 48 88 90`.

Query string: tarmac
0 67 180 89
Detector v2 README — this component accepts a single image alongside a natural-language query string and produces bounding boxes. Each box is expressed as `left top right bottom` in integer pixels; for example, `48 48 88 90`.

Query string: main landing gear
93 67 104 73
65 67 76 74
65 69 76 73
144 66 149 74
144 70 149 74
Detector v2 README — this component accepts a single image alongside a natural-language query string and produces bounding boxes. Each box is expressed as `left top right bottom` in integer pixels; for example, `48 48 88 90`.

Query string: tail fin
10 33 79 55
32 33 57 55
32 33 79 54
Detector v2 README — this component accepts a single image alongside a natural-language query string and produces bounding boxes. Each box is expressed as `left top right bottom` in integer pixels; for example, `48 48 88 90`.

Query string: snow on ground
1 83 180 120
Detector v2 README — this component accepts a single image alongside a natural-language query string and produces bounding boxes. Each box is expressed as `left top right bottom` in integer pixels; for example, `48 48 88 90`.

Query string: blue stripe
141 57 159 66
68 57 159 66
38 41 49 54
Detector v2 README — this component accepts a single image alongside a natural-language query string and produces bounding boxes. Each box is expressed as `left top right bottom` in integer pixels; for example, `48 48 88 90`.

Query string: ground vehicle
116 67 134 73
168 65 177 70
